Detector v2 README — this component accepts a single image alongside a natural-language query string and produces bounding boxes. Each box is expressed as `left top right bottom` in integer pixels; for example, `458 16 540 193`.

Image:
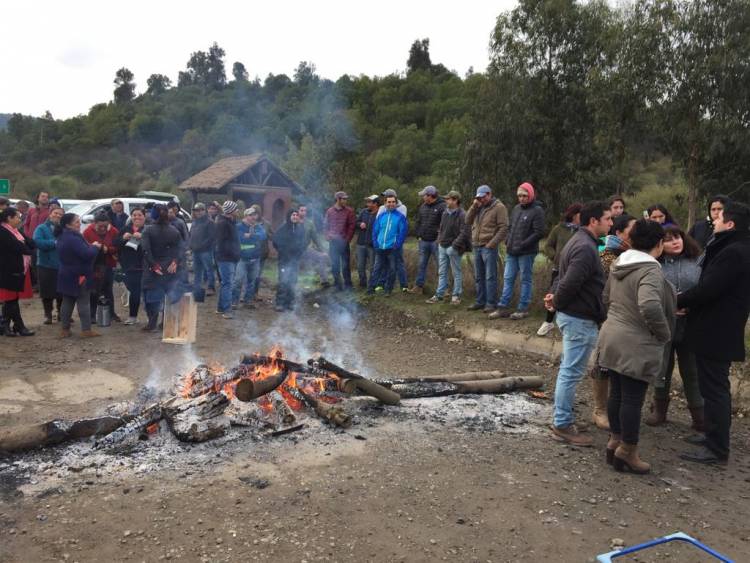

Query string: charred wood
0 416 124 453
390 376 543 399
95 402 168 449
234 370 289 402
164 393 230 443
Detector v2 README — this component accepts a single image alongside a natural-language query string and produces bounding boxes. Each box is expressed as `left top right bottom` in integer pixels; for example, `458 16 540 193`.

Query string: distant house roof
178 154 304 194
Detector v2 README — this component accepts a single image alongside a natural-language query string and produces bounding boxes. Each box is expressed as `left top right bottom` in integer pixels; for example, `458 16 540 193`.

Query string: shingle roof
178 154 304 193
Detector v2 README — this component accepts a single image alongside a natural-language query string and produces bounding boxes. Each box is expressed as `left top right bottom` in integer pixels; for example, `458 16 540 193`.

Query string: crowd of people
1 184 748 470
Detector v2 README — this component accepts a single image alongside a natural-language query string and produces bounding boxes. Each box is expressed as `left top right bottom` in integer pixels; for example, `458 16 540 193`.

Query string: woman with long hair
33 206 64 324
647 204 676 226
646 225 705 430
115 207 146 325
0 207 36 336
56 213 102 337
597 220 675 474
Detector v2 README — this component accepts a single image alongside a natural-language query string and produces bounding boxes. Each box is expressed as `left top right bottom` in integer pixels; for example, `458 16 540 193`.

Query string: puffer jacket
33 220 60 269
372 209 408 250
464 198 509 249
415 197 446 241
505 201 545 256
596 250 676 384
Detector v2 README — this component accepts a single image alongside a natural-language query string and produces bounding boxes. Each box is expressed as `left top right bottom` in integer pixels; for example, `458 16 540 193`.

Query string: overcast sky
2 1 515 119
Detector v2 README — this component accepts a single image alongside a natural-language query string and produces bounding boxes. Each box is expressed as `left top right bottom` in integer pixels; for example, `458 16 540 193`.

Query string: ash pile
0 350 549 483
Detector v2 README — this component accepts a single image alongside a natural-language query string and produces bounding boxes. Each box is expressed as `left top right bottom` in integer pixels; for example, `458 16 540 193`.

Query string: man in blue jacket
233 207 266 308
368 195 408 296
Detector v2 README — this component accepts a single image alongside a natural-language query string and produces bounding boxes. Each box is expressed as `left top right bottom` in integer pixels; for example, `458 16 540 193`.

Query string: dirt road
1 289 749 562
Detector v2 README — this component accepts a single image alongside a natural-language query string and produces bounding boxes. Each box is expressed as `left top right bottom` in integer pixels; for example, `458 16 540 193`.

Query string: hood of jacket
611 249 660 280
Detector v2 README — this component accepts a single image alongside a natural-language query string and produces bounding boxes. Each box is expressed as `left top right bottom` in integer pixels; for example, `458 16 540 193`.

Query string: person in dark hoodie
272 208 307 312
214 201 241 318
140 205 184 332
597 219 675 475
491 182 545 320
189 203 217 297
688 194 730 249
678 202 750 465
426 190 469 305
354 195 379 289
410 185 446 294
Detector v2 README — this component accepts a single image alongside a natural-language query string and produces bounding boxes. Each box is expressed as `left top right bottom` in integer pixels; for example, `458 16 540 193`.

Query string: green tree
407 39 432 73
146 74 172 95
232 61 249 82
113 67 136 104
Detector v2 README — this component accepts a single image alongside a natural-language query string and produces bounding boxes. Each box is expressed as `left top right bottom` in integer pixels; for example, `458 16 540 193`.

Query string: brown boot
550 424 594 447
688 406 705 432
613 443 650 474
644 398 669 426
80 330 101 338
60 328 72 338
591 378 610 430
606 433 621 465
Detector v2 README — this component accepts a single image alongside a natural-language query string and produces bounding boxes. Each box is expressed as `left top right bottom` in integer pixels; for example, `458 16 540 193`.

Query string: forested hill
0 114 12 130
2 0 749 225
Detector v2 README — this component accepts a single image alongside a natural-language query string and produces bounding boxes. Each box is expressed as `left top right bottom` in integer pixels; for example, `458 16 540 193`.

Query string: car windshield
62 202 82 212
67 202 97 217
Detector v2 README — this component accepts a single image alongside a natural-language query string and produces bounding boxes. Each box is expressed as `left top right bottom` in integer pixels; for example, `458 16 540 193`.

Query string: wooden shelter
178 154 305 228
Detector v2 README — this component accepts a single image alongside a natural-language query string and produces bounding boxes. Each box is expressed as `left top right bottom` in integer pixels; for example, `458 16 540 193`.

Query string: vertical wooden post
162 293 197 345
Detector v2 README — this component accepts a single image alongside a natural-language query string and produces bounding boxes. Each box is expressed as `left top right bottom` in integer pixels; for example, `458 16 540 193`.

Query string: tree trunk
687 143 699 229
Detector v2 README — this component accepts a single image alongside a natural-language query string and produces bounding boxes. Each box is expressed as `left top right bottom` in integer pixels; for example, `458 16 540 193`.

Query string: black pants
124 270 142 318
90 267 115 319
607 370 649 445
695 355 731 458
1 299 27 332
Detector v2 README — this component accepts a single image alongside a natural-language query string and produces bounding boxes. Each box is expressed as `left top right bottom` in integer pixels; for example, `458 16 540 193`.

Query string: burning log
164 393 230 442
95 402 168 449
234 370 289 402
225 399 276 428
240 354 329 377
268 391 296 427
310 357 400 405
0 416 124 453
186 365 253 398
292 387 352 428
390 376 544 399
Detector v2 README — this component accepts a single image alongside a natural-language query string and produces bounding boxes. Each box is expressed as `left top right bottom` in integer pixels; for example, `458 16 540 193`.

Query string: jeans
61 288 92 331
329 238 353 289
499 253 536 311
552 311 599 428
233 259 261 304
654 342 704 408
123 270 142 318
193 250 216 291
696 355 732 458
356 245 374 288
385 246 407 290
607 370 649 444
216 261 237 313
416 240 438 288
436 245 463 298
275 260 300 309
369 248 397 293
473 246 498 307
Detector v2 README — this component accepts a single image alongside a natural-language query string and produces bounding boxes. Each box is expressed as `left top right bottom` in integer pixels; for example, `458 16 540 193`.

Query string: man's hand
167 261 177 274
360 222 366 230
123 233 132 241
91 241 102 249
544 293 556 312
675 307 689 316
133 232 142 240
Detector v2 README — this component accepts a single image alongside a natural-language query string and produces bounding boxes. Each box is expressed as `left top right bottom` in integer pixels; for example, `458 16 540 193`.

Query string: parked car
67 198 191 232
58 199 88 212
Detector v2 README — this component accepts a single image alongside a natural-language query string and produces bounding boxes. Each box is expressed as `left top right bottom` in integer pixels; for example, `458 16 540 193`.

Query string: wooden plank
162 293 196 345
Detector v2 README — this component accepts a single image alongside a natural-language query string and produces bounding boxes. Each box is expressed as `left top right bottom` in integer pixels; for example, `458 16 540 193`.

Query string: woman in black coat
115 207 147 324
0 207 36 336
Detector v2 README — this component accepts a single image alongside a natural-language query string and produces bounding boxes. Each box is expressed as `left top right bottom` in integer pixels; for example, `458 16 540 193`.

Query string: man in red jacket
23 191 51 236
83 213 121 322
324 191 356 290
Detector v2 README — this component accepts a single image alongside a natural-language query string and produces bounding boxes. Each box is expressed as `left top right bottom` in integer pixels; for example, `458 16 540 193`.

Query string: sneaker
401 287 409 293
80 330 101 338
425 296 440 304
467 303 484 311
43 316 53 325
374 286 385 294
510 310 530 320
222 312 234 320
537 321 555 336
450 296 461 305
407 286 424 295
550 424 594 447
123 317 138 325
483 306 497 314
488 306 511 319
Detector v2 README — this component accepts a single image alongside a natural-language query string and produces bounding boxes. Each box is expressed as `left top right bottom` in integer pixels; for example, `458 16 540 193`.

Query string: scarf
604 234 630 252
2 222 32 273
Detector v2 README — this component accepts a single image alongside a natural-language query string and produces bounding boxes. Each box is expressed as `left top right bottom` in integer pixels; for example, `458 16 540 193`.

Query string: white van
67 198 191 231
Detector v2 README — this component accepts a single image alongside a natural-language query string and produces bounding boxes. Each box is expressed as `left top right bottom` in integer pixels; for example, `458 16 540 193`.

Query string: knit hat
192 202 206 211
517 182 535 202
381 188 398 198
419 185 438 197
222 201 238 215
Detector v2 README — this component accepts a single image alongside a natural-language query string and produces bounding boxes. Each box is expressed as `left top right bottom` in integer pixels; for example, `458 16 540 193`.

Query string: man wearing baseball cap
324 191 356 290
465 185 509 312
409 186 446 294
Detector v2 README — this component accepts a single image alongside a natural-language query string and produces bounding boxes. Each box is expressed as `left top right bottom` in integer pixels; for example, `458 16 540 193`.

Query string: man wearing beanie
490 182 545 320
215 201 240 318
